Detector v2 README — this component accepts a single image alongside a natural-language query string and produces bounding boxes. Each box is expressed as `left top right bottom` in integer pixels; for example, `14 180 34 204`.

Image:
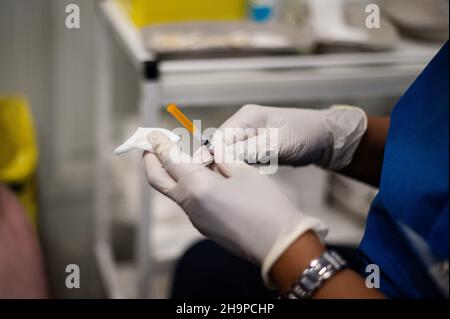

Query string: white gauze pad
114 127 181 155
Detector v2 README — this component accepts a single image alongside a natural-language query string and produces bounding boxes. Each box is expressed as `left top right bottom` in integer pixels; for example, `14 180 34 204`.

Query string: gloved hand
210 104 367 170
143 131 328 287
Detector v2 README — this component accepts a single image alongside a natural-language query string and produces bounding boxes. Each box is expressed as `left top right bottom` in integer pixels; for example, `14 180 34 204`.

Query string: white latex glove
210 104 367 171
143 131 328 287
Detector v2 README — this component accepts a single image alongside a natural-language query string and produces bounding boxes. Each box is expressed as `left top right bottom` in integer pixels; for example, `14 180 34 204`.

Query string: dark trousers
171 240 366 299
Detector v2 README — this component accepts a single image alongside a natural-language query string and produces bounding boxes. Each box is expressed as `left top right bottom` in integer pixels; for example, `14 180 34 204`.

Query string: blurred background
0 0 448 298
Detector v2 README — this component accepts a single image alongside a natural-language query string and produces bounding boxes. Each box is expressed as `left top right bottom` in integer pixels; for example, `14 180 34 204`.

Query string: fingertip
193 145 214 166
147 131 168 145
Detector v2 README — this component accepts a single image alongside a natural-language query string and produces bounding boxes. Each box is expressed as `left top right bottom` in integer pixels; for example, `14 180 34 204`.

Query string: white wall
0 0 104 298
0 0 51 162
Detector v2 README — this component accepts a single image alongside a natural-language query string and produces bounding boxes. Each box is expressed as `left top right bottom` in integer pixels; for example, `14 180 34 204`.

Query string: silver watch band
286 250 347 299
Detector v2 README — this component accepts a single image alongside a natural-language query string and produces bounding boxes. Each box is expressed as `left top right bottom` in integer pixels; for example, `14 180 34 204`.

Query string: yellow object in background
120 0 246 27
0 95 38 225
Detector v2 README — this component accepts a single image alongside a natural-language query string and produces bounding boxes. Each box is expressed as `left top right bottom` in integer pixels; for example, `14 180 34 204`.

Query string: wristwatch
286 250 347 299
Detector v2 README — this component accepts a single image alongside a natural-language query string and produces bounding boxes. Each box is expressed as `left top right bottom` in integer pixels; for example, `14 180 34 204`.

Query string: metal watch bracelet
286 250 348 299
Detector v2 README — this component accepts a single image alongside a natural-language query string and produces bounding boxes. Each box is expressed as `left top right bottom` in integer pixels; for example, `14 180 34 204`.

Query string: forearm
270 231 385 298
339 116 390 188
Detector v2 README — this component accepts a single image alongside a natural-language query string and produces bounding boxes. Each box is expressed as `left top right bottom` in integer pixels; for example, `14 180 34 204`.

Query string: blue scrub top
359 42 449 298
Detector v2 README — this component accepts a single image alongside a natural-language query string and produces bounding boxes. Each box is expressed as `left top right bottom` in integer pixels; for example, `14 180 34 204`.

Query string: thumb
192 145 214 166
213 132 271 165
148 131 207 182
212 138 257 178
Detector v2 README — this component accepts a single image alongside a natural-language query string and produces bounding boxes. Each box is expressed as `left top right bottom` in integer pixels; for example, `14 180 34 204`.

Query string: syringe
166 103 214 154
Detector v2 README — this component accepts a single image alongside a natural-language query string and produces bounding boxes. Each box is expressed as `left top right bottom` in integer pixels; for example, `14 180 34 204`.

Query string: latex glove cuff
261 215 328 289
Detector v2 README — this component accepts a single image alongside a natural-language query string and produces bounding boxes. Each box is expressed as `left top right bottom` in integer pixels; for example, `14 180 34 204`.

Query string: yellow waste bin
119 0 246 27
0 95 38 225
